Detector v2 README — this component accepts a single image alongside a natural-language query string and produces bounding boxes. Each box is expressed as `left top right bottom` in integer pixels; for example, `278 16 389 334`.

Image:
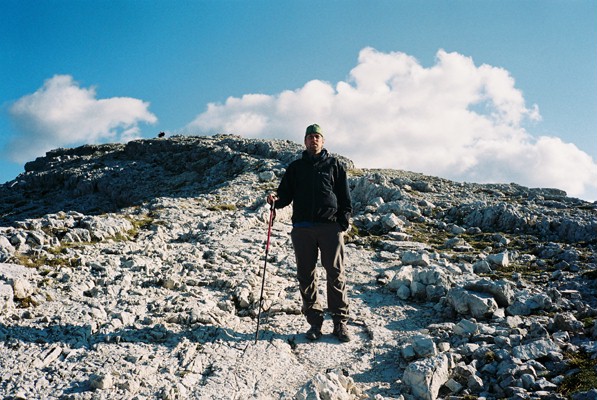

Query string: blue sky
2 0 596 200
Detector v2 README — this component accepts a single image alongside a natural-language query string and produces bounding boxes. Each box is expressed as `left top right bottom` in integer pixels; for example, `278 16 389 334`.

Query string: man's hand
266 193 278 205
338 217 350 231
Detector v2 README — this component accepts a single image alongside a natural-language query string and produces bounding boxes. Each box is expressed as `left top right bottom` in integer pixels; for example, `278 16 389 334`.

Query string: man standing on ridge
267 123 353 342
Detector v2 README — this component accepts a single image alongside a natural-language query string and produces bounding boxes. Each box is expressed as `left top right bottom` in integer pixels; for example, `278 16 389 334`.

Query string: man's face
304 133 324 155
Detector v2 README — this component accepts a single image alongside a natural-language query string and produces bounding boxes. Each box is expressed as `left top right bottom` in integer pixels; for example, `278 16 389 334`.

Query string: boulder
403 354 451 400
446 287 499 318
0 284 13 311
464 279 515 307
512 339 561 361
295 369 360 400
453 319 479 337
411 335 437 358
12 277 34 299
378 200 421 220
381 213 404 231
402 251 430 267
486 252 509 267
551 312 584 332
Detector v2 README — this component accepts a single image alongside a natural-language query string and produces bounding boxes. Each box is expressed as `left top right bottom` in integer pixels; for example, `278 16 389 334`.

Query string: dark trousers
290 223 349 327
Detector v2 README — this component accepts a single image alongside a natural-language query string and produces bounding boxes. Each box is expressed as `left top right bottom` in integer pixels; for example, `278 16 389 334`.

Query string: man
267 123 352 342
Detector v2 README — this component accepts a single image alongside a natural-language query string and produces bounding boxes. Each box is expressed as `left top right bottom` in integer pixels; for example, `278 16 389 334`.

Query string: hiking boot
333 322 351 342
305 325 322 341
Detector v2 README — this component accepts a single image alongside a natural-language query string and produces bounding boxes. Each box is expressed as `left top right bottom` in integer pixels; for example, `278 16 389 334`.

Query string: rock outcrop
0 134 596 399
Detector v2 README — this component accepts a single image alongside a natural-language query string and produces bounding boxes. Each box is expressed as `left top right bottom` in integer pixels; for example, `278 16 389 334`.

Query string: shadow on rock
0 321 303 350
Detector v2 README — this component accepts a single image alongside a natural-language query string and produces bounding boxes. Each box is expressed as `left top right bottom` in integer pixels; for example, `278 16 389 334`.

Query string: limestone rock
12 278 34 300
0 283 14 311
513 339 561 361
296 368 361 400
446 287 499 318
402 251 430 267
89 373 114 390
403 354 450 400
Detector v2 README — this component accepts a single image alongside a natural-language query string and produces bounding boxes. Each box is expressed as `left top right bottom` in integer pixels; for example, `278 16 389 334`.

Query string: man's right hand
266 193 278 205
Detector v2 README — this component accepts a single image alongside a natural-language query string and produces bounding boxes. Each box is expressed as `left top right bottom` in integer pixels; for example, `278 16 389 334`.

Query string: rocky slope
0 134 596 400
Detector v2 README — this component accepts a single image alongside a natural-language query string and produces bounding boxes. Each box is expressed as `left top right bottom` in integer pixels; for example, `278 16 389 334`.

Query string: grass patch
345 226 386 251
404 221 452 251
129 216 154 231
557 351 597 397
121 215 156 239
582 317 595 329
15 296 38 308
348 168 366 177
484 350 497 363
13 253 47 269
207 203 237 212
111 232 131 242
13 242 87 269
255 182 278 192
344 224 362 243
13 251 81 270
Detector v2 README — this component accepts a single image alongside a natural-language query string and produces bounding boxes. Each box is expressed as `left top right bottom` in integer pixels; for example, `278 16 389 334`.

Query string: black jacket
275 149 352 230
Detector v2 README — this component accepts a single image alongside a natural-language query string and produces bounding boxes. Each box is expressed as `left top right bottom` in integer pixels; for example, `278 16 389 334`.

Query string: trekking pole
255 200 276 343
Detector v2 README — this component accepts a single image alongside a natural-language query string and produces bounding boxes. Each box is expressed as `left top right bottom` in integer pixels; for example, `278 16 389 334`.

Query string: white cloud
186 47 597 201
7 75 157 162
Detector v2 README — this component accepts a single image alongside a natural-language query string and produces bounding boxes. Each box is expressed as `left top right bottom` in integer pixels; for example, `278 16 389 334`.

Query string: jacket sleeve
334 162 352 230
274 165 294 209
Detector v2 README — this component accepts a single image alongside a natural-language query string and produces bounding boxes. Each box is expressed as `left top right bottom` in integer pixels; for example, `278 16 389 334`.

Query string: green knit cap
305 124 323 137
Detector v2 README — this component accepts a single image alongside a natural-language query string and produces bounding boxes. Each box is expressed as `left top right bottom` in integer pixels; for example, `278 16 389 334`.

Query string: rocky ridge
0 134 596 399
